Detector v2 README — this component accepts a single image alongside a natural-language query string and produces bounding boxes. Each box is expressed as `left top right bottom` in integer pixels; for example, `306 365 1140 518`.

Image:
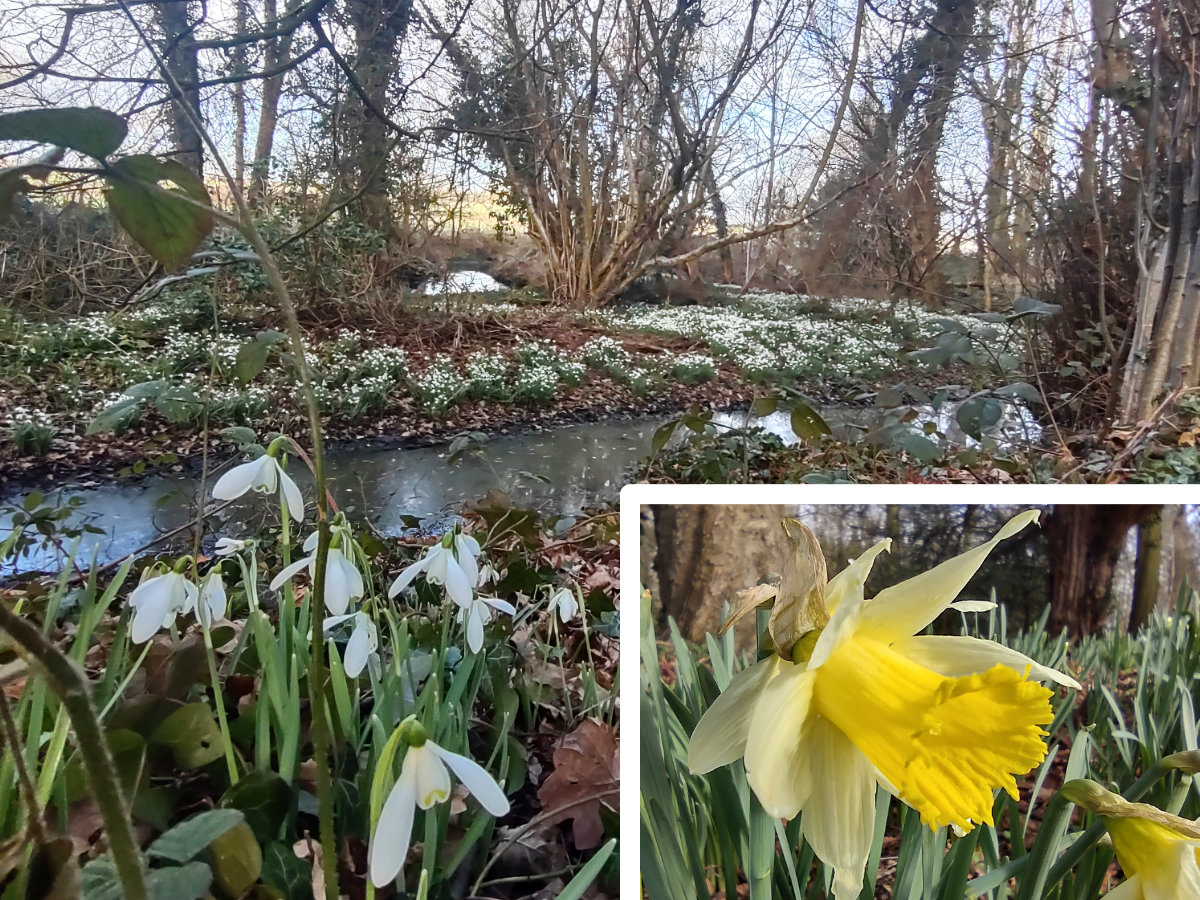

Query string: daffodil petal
890 635 1081 690
429 742 510 816
799 717 878 900
744 662 816 819
688 655 782 775
824 537 891 614
1105 815 1200 899
270 556 311 591
858 510 1040 643
1096 874 1141 900
369 763 416 887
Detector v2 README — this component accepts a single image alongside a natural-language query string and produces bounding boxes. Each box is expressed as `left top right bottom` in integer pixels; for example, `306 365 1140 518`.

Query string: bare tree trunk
1046 505 1156 638
1129 508 1163 633
248 0 303 206
341 0 413 235
155 0 204 176
651 505 797 645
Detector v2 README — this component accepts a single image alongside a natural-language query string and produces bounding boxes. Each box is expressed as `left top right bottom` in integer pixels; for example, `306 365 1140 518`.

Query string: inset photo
636 495 1200 899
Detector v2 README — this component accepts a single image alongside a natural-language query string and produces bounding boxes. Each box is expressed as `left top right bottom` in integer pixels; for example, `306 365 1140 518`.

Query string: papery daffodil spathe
1061 779 1200 899
369 719 509 887
388 529 480 608
212 450 304 522
688 510 1081 899
270 530 364 615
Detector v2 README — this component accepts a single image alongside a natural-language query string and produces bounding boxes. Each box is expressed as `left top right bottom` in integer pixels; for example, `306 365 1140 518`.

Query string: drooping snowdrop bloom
129 571 197 643
369 722 509 888
388 530 480 609
688 511 1080 899
190 570 227 627
270 530 364 615
212 453 304 522
476 561 499 588
457 596 516 654
1061 779 1200 899
214 536 250 556
323 611 379 678
547 587 578 623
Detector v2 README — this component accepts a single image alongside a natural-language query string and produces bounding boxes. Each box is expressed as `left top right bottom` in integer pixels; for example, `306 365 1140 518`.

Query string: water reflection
1 418 661 573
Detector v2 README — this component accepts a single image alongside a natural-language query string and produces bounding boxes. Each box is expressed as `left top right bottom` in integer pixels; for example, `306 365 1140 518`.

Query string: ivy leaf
0 107 127 160
104 155 213 270
148 809 245 863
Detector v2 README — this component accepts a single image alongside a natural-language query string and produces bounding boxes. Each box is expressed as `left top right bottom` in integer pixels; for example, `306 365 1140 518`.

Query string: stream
1 399 1038 575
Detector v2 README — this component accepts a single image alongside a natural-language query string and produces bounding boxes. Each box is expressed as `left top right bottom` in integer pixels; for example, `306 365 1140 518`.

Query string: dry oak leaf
535 718 619 850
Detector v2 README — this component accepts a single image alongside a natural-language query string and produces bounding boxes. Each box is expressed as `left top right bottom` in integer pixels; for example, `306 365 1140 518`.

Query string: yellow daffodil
688 510 1080 899
1061 780 1200 899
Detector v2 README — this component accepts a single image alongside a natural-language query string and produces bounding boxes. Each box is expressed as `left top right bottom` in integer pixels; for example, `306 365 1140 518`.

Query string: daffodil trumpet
688 510 1080 899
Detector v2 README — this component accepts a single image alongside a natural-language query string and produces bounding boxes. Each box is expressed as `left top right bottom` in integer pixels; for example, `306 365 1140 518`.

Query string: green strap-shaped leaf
0 107 127 159
104 154 213 270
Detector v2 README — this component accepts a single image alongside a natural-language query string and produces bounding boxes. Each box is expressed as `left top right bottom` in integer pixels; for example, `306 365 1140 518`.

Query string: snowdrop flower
129 571 197 643
190 571 227 627
214 536 250 556
388 530 480 608
212 452 304 522
1061 779 1200 898
688 511 1080 899
369 721 509 887
323 611 378 677
270 530 364 615
457 596 515 654
547 587 578 623
476 561 499 587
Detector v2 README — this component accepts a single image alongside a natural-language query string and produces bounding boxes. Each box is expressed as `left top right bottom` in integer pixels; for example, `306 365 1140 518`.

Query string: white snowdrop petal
369 765 417 887
429 742 510 817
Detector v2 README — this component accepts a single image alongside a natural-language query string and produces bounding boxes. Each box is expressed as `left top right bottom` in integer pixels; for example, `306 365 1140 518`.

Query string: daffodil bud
1062 779 1200 837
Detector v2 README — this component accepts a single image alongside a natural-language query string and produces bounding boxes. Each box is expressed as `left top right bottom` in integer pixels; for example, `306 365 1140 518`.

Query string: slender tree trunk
1129 509 1163 633
155 0 204 176
248 0 302 206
